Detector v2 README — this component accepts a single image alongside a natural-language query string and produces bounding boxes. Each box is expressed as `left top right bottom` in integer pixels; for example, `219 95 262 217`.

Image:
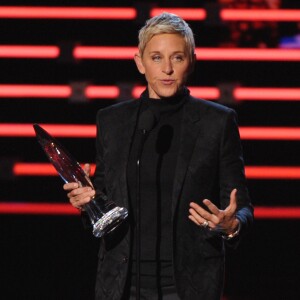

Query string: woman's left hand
189 189 240 234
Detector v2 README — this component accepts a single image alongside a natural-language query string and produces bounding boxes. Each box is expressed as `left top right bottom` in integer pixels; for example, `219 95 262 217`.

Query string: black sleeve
219 109 254 245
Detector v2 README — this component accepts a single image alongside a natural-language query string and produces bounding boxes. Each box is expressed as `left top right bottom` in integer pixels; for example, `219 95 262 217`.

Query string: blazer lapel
116 100 142 208
171 97 208 218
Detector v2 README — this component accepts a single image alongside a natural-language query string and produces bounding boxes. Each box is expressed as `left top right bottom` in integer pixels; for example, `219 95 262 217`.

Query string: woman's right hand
63 164 96 210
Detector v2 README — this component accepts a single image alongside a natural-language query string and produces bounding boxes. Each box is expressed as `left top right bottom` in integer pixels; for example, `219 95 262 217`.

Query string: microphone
138 109 158 133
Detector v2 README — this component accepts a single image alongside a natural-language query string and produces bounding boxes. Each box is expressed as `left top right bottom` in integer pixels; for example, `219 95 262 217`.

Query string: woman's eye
173 56 183 62
152 56 161 61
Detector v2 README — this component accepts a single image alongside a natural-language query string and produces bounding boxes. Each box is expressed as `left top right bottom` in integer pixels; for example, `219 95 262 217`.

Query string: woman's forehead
144 34 187 52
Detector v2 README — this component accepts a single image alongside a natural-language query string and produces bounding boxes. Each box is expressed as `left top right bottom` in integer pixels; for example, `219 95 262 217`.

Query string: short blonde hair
138 12 195 62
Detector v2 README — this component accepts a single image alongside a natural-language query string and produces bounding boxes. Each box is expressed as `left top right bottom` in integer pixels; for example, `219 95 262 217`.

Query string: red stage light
186 87 220 99
0 84 71 98
73 46 137 60
85 86 120 99
13 163 96 176
0 7 136 19
132 86 145 99
0 202 79 215
0 124 96 137
0 45 59 58
239 127 300 140
245 166 300 179
150 8 206 20
234 88 300 101
195 48 300 61
254 207 300 219
221 9 300 22
13 163 57 176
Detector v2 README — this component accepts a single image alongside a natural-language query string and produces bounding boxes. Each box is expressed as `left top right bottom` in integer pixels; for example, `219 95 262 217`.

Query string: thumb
83 163 91 177
226 188 238 214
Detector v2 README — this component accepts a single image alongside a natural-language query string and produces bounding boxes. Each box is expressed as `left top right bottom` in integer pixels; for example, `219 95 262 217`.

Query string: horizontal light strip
0 85 71 98
0 7 299 22
74 46 300 61
245 167 300 179
0 202 299 219
234 87 300 101
0 84 119 99
150 8 206 20
151 8 300 22
254 207 300 219
11 163 300 179
73 46 137 60
14 163 57 176
13 163 96 176
1 85 299 101
1 45 299 61
0 202 79 215
195 48 300 61
1 124 300 140
239 127 300 140
220 9 300 22
0 7 136 19
0 124 96 137
0 45 60 58
85 85 120 98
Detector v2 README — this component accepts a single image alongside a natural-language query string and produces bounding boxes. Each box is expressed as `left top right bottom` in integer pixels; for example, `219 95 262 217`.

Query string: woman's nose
162 60 174 75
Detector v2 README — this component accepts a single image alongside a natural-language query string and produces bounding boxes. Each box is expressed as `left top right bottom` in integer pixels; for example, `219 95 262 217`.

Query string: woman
64 13 253 300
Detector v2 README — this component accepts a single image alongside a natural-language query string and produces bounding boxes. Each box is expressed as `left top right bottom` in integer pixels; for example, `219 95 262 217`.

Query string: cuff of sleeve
222 221 241 240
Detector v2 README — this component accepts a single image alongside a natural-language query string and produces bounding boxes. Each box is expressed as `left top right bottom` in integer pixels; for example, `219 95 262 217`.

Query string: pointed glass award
33 124 128 237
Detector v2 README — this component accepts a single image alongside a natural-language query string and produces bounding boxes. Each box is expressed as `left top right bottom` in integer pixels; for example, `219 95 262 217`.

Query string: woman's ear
188 53 196 75
134 53 145 74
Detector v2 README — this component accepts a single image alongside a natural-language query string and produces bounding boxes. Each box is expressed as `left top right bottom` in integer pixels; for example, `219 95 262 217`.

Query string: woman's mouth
161 79 175 85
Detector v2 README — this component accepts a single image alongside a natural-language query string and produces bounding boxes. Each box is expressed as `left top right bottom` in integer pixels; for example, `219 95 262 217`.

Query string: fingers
189 189 238 232
188 214 201 226
189 208 212 228
68 187 96 209
63 182 79 191
189 202 219 229
202 199 220 216
189 202 219 223
225 189 238 216
63 182 95 209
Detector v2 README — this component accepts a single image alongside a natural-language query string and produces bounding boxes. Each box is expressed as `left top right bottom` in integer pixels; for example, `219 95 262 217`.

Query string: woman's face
135 33 193 99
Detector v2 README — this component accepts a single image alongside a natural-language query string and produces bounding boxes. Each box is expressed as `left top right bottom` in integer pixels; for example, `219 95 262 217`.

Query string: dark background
0 1 299 299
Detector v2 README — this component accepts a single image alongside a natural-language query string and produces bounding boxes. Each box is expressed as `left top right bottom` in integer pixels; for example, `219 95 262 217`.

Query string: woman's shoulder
96 99 139 120
189 95 233 113
187 96 235 120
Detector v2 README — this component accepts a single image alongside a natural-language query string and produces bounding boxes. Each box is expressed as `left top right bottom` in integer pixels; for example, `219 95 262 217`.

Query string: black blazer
92 94 253 300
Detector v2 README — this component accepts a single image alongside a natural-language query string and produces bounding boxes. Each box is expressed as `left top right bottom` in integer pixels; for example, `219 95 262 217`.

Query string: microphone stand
134 108 157 300
135 129 147 300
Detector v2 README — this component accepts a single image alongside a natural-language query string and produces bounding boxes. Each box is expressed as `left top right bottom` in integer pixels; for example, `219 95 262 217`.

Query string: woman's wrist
222 218 241 240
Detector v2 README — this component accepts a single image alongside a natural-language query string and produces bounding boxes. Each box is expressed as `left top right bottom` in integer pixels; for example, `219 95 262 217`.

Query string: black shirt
127 89 188 289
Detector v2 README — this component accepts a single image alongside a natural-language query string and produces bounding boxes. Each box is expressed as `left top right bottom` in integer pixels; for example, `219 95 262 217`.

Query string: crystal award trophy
33 124 128 237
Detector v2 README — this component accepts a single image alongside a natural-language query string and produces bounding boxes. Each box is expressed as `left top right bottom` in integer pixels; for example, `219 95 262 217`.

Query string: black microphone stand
135 129 147 300
135 109 157 300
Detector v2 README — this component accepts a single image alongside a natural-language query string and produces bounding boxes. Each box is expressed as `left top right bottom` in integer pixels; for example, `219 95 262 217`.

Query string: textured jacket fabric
92 93 253 300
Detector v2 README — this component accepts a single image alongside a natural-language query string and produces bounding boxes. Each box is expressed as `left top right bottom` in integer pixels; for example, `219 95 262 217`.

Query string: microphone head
138 109 158 132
